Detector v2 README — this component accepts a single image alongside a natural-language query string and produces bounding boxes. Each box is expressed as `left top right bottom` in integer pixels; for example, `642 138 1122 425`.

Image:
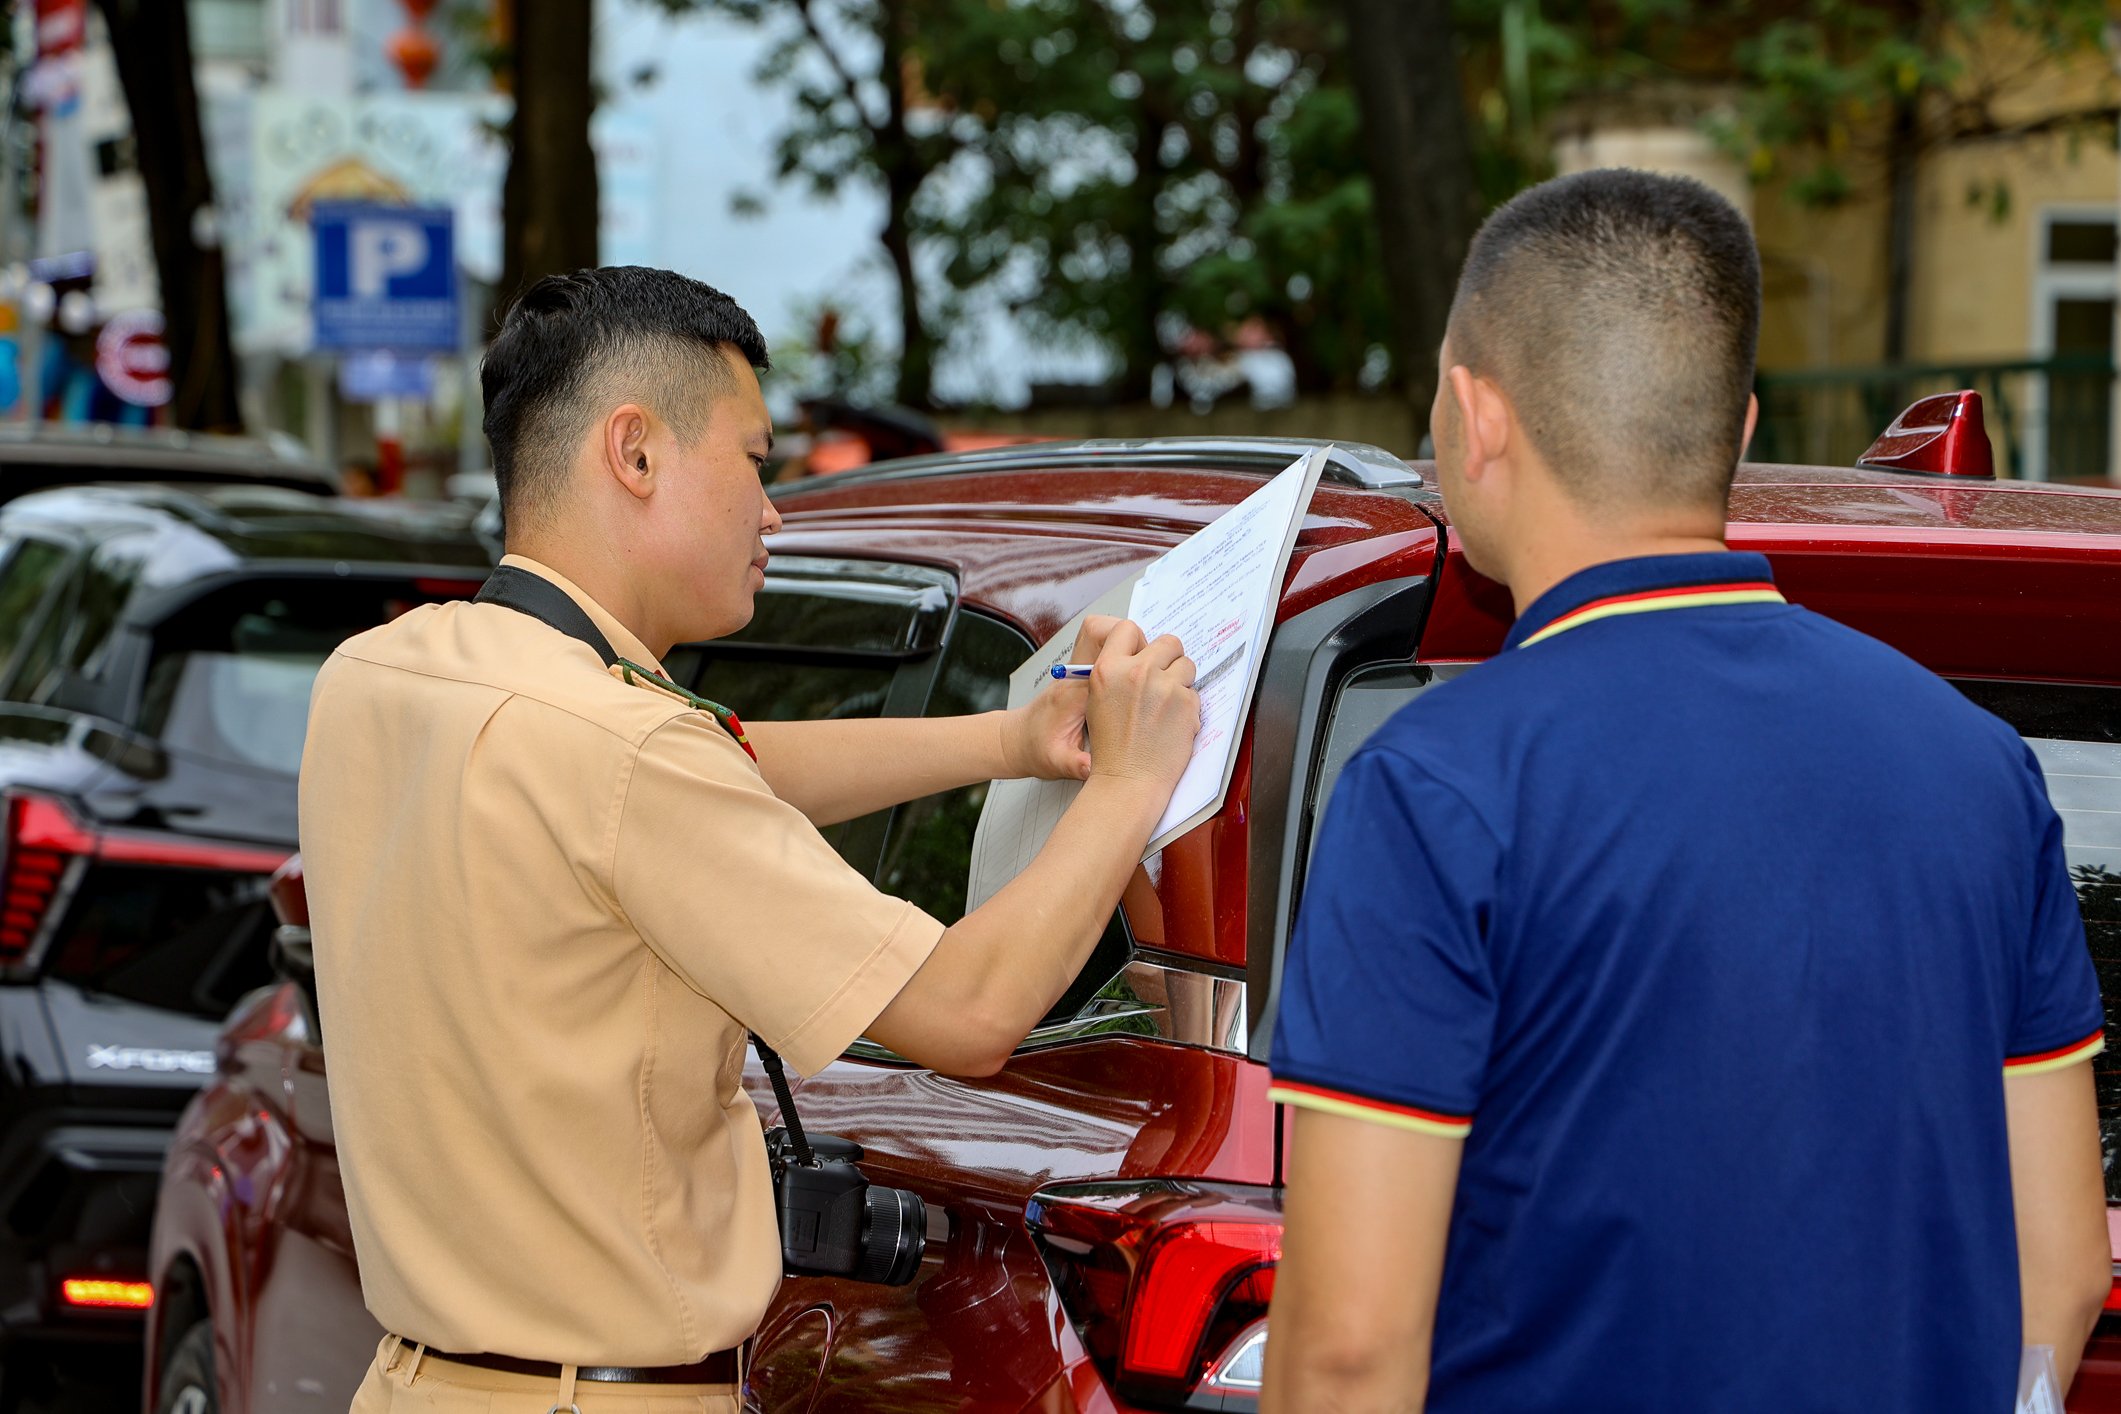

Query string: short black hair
481 266 769 528
1449 168 1760 510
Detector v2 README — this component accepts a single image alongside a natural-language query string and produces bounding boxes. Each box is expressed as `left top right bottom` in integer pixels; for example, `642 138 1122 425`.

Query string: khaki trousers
350 1336 741 1414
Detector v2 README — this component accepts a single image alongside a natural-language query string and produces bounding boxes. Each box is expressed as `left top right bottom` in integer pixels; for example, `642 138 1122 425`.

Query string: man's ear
1739 392 1760 463
1447 365 1511 483
605 403 656 503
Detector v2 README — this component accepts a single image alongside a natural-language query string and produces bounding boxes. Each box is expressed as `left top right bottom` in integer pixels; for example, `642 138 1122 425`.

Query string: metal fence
1753 354 2117 482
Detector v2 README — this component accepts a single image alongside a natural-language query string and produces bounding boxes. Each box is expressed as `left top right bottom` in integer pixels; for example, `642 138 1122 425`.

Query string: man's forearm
1263 1110 1458 1413
2006 1063 2111 1393
746 714 1011 825
864 773 1165 1074
951 774 1164 1027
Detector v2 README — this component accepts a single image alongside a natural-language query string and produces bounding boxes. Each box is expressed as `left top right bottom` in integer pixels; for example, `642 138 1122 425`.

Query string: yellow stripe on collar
1519 587 1787 649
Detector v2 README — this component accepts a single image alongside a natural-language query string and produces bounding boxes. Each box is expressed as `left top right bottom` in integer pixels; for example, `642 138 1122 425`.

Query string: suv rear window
1953 681 2121 1197
140 576 478 775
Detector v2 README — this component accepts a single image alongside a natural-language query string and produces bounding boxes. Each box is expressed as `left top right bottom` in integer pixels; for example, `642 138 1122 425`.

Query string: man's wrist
1079 771 1172 841
990 709 1023 779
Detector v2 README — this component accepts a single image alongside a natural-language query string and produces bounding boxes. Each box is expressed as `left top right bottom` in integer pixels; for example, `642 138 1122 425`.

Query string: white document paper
964 448 1327 912
964 576 1138 914
2017 1347 2065 1414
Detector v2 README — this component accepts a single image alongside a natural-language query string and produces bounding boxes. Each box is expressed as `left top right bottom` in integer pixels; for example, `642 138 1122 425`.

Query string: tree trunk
879 177 933 408
1341 0 1477 449
94 0 241 432
1881 93 1919 366
875 0 936 408
499 0 598 318
1271 304 1338 396
1113 194 1164 404
1112 98 1173 404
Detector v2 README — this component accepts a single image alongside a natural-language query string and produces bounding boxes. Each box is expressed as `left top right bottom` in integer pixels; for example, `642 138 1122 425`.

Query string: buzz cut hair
1449 168 1761 511
481 266 770 530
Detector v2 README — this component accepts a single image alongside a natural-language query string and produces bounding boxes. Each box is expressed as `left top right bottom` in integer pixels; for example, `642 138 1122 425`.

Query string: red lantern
387 0 442 90
386 25 440 88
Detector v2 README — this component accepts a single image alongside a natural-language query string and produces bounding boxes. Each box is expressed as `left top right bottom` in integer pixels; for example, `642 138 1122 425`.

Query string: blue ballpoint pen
1048 664 1095 679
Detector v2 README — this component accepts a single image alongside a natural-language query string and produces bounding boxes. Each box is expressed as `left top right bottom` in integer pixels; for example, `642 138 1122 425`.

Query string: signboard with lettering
338 349 437 402
311 202 457 352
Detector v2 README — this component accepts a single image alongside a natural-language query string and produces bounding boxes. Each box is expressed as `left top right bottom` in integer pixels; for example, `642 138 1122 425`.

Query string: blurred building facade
5 0 660 495
1554 21 2121 483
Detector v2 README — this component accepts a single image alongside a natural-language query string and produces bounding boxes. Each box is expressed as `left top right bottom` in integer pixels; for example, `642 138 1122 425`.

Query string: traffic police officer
299 267 1200 1413
1261 171 2110 1411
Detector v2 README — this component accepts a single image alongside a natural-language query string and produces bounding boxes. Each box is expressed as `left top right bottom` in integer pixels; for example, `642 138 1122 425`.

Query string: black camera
763 1126 926 1286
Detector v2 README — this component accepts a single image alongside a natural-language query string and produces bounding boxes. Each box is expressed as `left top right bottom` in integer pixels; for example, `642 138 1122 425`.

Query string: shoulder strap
480 566 808 1126
474 564 619 667
476 565 760 764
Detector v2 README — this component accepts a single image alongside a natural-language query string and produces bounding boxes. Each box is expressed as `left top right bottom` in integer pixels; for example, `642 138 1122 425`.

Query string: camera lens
856 1184 926 1286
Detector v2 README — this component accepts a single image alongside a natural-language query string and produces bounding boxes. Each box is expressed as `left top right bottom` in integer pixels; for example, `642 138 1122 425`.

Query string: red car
146 405 2121 1413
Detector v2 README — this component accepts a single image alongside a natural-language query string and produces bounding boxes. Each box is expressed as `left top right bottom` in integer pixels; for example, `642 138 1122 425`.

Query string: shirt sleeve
2005 747 2104 1076
613 713 944 1076
1268 746 1500 1137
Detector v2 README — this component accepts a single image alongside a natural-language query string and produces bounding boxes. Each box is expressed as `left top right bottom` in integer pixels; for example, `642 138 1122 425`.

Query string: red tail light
1 796 70 960
1028 1181 1282 1408
0 791 291 965
60 1277 153 1310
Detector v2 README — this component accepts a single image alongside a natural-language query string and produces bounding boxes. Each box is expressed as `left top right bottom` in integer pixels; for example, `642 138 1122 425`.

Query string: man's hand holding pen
1003 615 1198 787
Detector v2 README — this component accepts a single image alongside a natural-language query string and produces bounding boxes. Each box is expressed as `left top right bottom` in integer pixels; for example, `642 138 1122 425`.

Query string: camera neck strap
473 564 813 1161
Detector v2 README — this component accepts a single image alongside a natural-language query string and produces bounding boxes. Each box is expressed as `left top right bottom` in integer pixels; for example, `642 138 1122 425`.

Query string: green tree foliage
1457 0 2116 358
650 0 967 407
661 0 1389 404
1460 1 2114 190
675 0 2114 402
1716 0 2112 200
918 0 1390 399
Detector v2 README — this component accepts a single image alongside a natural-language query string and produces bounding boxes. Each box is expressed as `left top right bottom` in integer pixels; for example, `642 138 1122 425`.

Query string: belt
422 1347 739 1384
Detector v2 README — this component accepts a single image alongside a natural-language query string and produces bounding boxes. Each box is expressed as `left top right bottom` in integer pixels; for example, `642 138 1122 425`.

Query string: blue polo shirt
1270 551 2101 1413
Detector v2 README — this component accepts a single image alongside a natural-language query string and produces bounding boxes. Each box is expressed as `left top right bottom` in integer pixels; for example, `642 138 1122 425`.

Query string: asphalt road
1 1349 143 1414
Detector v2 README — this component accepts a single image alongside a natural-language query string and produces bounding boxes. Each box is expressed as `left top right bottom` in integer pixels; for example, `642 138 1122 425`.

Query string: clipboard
964 447 1328 912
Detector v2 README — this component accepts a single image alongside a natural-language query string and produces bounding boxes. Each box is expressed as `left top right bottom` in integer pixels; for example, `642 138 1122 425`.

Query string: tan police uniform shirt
298 554 945 1366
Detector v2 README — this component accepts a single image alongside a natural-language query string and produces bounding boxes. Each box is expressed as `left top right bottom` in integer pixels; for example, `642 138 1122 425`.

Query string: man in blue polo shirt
1260 169 2110 1412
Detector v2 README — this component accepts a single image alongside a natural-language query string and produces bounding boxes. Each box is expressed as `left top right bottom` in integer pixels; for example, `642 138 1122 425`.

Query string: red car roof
771 458 2121 645
771 466 1440 641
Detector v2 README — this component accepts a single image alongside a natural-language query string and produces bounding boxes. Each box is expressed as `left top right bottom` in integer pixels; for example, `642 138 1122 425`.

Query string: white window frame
2026 204 2118 482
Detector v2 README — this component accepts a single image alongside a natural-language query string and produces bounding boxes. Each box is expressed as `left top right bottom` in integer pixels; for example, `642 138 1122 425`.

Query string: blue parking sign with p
312 203 458 352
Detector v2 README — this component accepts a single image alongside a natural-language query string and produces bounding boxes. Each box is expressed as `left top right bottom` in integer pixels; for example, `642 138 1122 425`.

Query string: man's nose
760 488 783 536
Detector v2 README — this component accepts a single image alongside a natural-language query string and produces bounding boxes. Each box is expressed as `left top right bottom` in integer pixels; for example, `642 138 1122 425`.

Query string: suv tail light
0 790 290 967
2 796 71 961
60 1277 153 1311
1028 1180 1282 1409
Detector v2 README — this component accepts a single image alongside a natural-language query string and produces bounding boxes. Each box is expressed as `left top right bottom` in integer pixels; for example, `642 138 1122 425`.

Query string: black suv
0 483 490 1407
